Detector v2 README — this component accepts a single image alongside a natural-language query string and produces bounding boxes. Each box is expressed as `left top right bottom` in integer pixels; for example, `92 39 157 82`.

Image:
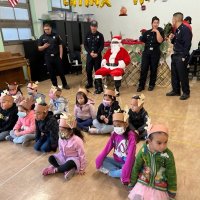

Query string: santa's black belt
106 63 118 66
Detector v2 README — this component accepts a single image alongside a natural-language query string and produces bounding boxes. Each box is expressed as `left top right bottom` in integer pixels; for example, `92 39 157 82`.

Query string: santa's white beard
111 44 120 54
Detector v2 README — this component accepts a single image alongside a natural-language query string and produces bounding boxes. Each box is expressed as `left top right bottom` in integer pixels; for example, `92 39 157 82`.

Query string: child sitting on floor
34 99 59 152
95 111 137 184
6 82 23 106
89 89 120 134
128 124 177 200
49 86 69 119
42 113 86 181
128 94 149 141
6 97 36 146
74 89 96 132
27 81 45 104
0 91 18 141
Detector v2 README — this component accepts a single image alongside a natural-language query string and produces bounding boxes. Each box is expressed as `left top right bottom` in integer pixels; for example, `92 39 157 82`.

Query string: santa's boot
95 79 103 94
115 80 121 97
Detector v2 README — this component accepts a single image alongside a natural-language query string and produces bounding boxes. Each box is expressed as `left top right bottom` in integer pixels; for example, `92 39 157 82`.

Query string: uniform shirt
84 31 104 56
140 27 164 52
38 32 62 56
171 23 192 57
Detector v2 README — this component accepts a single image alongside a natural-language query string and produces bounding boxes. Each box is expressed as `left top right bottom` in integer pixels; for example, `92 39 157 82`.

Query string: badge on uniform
150 47 154 51
53 36 55 39
97 35 99 39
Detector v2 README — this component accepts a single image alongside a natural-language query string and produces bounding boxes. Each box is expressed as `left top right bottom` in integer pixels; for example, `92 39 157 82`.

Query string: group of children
0 81 177 200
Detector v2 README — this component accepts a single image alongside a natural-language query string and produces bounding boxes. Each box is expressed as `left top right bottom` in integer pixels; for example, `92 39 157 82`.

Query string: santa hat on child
147 124 169 138
19 97 33 110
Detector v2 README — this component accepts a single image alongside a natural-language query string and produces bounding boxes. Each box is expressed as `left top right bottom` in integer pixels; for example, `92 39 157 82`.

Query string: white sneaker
64 168 76 181
98 167 109 175
88 127 99 134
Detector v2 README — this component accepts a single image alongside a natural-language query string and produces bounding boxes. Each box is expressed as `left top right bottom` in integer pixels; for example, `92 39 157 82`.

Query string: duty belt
106 63 118 66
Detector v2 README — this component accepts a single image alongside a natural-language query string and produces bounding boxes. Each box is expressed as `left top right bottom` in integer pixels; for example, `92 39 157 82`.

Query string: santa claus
94 36 131 96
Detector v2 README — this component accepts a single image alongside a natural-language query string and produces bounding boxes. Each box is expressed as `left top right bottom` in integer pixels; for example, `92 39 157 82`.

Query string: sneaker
98 167 109 175
89 127 99 134
42 165 56 176
5 135 13 142
22 139 31 147
64 168 76 181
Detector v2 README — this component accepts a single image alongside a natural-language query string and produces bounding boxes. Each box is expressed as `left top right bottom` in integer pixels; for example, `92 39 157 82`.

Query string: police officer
38 23 70 89
137 16 164 92
84 20 104 89
166 12 192 100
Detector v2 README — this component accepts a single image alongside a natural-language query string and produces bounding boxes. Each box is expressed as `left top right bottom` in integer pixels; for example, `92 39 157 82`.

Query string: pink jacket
74 100 96 120
96 130 137 184
53 135 86 172
13 110 35 135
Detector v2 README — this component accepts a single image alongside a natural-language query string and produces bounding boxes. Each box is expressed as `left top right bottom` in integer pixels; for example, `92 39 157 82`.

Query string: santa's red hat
112 35 122 43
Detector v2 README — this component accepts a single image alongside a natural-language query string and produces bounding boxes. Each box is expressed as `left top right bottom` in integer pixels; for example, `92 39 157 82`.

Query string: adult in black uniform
38 23 70 89
166 12 192 100
137 16 164 92
84 20 104 89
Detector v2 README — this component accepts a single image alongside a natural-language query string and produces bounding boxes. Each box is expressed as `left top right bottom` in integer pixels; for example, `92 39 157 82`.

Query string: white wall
73 0 200 50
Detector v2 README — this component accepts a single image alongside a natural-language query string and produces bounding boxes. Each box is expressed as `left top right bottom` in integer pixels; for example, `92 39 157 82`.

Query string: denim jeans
34 136 52 152
10 130 35 144
93 119 114 134
102 157 123 178
0 130 10 141
77 118 93 130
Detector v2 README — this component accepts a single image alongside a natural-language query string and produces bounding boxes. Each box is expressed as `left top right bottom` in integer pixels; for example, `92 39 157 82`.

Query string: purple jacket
53 135 86 172
96 130 137 184
74 100 96 120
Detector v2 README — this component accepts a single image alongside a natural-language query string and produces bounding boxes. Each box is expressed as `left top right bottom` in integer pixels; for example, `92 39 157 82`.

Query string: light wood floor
0 75 200 200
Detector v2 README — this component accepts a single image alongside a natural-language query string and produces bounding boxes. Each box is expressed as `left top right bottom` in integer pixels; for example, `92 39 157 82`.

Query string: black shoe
148 86 154 91
137 87 144 92
85 84 93 89
63 85 70 90
180 93 190 100
166 91 180 96
95 89 103 94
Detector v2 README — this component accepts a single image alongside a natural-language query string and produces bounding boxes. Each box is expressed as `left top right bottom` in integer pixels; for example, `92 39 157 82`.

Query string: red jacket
102 47 131 68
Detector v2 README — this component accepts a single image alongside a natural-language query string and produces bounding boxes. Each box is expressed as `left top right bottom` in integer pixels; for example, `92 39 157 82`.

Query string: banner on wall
63 0 111 7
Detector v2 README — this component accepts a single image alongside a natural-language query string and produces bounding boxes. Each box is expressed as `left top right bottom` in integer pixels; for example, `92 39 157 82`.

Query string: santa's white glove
101 59 109 68
118 60 126 70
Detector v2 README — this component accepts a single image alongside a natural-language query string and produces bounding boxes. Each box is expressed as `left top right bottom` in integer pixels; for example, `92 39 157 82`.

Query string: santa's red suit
94 36 131 95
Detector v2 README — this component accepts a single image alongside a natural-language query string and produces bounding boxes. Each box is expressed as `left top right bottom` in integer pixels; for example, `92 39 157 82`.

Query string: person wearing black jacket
137 16 164 92
166 12 192 100
89 89 120 134
84 20 104 89
34 103 59 152
128 95 149 141
0 94 18 141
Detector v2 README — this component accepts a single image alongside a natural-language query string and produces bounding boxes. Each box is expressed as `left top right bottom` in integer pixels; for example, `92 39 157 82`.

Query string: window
51 0 71 11
0 0 33 45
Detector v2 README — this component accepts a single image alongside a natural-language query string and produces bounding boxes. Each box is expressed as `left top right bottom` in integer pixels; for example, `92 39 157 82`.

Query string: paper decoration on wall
119 6 128 16
133 0 145 5
63 0 111 7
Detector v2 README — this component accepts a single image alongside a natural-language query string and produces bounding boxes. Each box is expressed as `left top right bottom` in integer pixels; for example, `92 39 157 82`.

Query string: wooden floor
0 75 200 200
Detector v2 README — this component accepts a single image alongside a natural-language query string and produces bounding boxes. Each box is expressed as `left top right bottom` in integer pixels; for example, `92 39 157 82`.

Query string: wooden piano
0 52 30 90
